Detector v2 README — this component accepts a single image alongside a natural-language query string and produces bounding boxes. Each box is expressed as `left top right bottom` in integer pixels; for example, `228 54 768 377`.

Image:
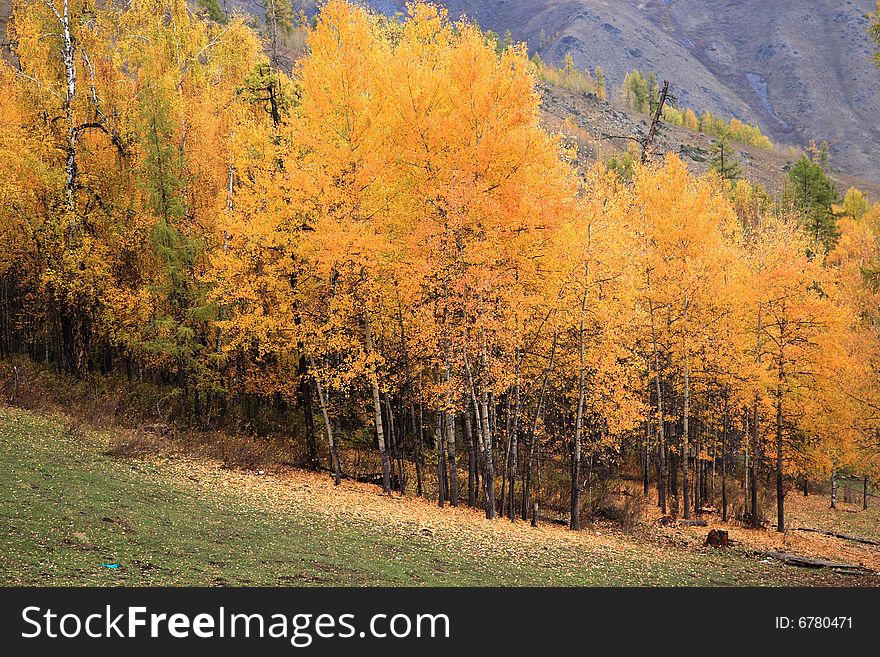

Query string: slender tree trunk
385 394 404 493
693 414 701 516
436 409 447 507
364 318 391 494
571 286 588 531
500 394 510 517
721 394 729 522
682 294 691 520
750 400 760 524
446 410 457 506
309 356 340 485
508 364 521 521
56 0 78 223
463 344 495 519
831 469 837 509
465 409 476 506
298 355 318 468
669 442 679 517
648 288 667 514
415 402 424 497
655 442 666 514
472 407 480 503
480 387 496 518
775 356 785 532
441 337 458 506
523 333 556 520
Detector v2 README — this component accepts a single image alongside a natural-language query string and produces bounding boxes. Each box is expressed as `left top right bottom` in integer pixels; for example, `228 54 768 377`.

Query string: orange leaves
261 1 579 405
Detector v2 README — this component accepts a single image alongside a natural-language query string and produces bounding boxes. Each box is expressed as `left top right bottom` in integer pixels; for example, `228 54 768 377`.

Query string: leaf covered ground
1 406 877 587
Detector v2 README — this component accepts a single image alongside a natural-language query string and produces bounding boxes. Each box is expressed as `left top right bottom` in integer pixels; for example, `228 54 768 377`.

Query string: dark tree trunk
297 355 318 469
655 442 666 514
364 319 391 494
446 410 458 506
775 362 785 533
415 403 424 497
694 420 701 515
669 449 679 518
499 399 510 519
508 375 520 521
436 411 447 507
831 470 837 509
750 400 760 525
465 409 476 506
523 334 556 520
721 399 729 523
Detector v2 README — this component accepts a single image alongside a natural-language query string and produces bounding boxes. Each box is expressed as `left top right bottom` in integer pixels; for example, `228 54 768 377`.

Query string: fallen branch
792 527 880 546
754 550 871 575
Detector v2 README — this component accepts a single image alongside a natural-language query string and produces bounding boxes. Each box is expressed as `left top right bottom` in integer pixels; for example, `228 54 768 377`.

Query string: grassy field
0 405 877 587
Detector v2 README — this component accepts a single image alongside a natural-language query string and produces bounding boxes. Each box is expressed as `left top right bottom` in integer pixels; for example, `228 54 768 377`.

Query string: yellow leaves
4 0 880 486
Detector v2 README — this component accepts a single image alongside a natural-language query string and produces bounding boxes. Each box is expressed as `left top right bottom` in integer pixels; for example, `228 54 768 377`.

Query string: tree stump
705 529 729 548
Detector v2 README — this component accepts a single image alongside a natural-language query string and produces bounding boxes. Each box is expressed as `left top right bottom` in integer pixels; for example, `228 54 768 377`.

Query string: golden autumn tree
554 166 643 528
632 154 736 519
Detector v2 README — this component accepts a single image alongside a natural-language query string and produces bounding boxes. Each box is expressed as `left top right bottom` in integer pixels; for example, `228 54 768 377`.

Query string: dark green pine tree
709 137 741 182
786 155 839 253
197 0 228 24
137 83 208 385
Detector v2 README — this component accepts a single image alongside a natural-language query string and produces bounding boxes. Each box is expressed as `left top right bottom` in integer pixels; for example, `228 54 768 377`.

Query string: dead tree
640 80 670 164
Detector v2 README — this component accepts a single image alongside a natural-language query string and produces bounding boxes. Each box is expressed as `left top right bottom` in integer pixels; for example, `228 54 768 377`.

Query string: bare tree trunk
508 363 521 521
298 355 318 468
309 356 340 485
641 80 670 163
775 353 785 533
694 415 701 515
571 287 588 531
364 318 391 494
266 0 282 69
682 293 691 520
648 285 667 514
750 400 760 524
864 476 869 511
463 344 495 519
385 394 405 493
436 409 447 507
523 333 556 520
445 410 457 506
415 402 424 497
831 469 837 509
500 394 510 517
721 393 729 523
655 442 666 514
480 388 496 518
465 408 476 506
53 0 78 222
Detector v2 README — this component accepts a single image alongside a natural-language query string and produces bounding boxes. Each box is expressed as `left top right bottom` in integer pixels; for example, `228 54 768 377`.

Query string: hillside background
355 0 880 183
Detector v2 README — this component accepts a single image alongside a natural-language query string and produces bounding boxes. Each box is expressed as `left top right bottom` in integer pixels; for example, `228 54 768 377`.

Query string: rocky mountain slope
538 80 880 202
361 0 880 184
